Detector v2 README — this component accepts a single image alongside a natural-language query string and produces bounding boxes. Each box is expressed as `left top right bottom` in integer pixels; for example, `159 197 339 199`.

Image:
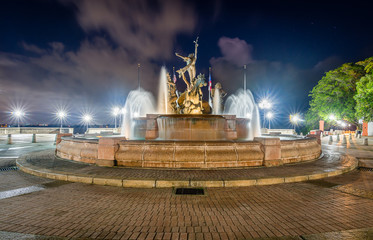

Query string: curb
16 155 358 188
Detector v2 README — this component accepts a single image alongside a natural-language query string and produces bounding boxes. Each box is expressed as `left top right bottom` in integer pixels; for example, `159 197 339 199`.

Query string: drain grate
358 167 373 172
0 166 18 172
175 188 205 195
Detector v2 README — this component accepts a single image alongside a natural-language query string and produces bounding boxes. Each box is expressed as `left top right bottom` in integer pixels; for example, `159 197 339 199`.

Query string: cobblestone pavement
0 135 372 239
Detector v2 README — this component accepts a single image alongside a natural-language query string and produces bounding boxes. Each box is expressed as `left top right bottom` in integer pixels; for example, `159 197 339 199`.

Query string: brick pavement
0 136 372 239
1 170 373 239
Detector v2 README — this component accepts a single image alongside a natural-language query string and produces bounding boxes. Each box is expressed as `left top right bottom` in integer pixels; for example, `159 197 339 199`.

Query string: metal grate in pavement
0 166 18 172
174 188 205 195
358 167 373 172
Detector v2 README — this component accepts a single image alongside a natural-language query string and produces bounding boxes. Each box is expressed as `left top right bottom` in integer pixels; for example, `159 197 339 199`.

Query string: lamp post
112 107 120 128
57 111 66 132
13 110 24 128
290 114 301 133
82 114 92 133
266 112 273 129
259 99 272 128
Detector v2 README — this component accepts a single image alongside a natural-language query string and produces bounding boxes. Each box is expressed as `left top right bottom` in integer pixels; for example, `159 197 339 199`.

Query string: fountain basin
129 114 253 141
56 135 321 169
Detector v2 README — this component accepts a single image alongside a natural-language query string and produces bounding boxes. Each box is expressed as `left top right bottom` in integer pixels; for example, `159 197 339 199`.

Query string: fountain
56 38 321 169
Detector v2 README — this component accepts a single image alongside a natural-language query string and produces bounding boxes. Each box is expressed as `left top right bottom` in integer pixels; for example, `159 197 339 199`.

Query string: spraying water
212 88 221 115
121 88 156 138
157 66 168 114
224 89 261 140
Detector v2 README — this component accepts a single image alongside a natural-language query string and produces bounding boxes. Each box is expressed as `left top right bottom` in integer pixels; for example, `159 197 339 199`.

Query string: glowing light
266 112 273 119
11 108 25 127
258 99 272 109
112 107 120 116
329 114 336 121
13 110 24 118
341 122 347 127
82 114 92 123
57 111 66 119
290 114 303 124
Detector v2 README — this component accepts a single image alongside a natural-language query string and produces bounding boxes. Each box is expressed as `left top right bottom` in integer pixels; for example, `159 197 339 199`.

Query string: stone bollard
336 134 340 142
355 132 358 138
364 138 368 146
328 135 333 143
349 133 352 140
32 134 36 143
342 135 347 144
7 134 12 144
300 132 303 136
358 134 362 139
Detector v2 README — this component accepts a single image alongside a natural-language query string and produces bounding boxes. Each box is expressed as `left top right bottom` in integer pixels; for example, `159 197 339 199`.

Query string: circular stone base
17 150 358 188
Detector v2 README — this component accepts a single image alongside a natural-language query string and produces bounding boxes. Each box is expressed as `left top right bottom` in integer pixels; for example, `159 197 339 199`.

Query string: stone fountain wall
56 135 321 169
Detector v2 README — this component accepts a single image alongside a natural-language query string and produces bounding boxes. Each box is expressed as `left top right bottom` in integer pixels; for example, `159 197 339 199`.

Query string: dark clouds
0 0 197 124
211 37 253 66
73 0 196 60
0 0 370 127
209 37 344 127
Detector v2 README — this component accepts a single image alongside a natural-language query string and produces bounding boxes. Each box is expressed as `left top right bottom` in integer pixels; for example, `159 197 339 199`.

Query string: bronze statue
175 37 198 90
172 37 225 115
166 73 178 113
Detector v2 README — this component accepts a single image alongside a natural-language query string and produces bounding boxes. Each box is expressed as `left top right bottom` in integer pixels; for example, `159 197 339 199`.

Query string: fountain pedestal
142 114 241 141
254 137 283 167
97 137 127 167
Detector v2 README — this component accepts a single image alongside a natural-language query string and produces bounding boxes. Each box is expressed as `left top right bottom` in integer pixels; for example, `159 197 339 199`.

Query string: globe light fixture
12 109 25 128
290 113 302 132
258 99 272 109
112 107 120 128
266 112 274 129
82 114 92 132
56 110 67 129
258 98 272 128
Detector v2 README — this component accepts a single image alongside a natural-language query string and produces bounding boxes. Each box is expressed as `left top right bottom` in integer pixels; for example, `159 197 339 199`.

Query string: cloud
71 0 196 60
210 37 253 67
209 37 344 128
21 42 47 55
313 56 343 72
0 0 197 124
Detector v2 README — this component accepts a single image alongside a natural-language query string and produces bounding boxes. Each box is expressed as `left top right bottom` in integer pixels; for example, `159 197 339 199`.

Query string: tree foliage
307 63 365 126
354 73 373 121
306 57 373 129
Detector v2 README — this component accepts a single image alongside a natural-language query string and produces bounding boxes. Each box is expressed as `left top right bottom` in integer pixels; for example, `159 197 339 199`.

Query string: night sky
1 0 373 128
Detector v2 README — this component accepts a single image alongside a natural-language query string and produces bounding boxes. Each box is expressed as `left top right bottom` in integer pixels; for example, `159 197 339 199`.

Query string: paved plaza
0 134 373 239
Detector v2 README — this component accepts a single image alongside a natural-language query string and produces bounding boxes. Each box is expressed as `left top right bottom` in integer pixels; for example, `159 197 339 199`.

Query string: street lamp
258 98 272 128
112 107 120 128
266 112 273 129
82 114 92 133
56 111 67 130
290 114 301 133
12 109 24 128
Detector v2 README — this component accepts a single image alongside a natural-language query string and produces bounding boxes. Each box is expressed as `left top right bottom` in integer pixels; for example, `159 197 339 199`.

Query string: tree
354 73 373 121
307 63 365 126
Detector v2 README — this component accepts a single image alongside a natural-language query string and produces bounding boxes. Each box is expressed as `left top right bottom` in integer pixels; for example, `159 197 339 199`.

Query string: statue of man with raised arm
175 37 198 89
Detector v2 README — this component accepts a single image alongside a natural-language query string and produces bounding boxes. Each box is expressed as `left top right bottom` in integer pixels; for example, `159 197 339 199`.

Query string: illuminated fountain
57 38 321 169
